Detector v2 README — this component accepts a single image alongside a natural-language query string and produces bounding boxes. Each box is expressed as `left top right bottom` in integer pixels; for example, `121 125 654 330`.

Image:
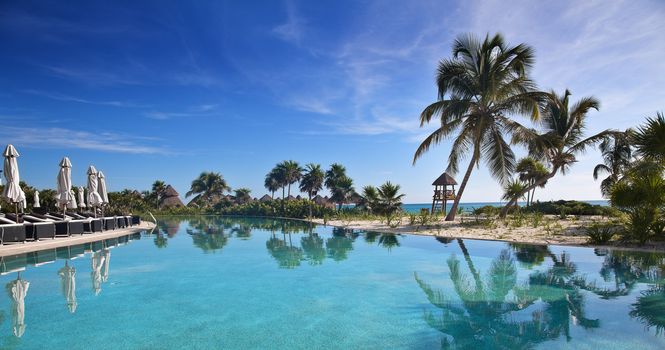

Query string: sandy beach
307 215 665 251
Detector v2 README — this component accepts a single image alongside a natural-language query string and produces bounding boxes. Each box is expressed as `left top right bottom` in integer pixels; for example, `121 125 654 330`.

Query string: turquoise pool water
0 216 663 349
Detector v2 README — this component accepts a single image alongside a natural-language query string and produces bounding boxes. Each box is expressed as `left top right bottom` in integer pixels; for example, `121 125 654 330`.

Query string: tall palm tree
325 163 351 210
515 157 549 206
185 172 231 205
150 180 167 205
413 33 543 221
593 131 632 197
360 185 379 213
299 163 324 200
501 89 610 217
329 176 355 211
267 166 288 200
276 160 303 198
264 172 280 199
630 112 665 162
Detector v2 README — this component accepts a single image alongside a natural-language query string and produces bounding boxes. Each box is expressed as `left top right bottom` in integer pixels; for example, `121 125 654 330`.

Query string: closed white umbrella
33 190 40 208
97 171 109 204
77 186 86 209
2 145 26 222
57 157 77 216
58 262 77 313
7 275 29 338
87 166 103 216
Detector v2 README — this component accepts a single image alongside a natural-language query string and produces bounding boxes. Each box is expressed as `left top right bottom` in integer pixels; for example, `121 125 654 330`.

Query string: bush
526 200 616 216
585 222 615 244
218 199 335 219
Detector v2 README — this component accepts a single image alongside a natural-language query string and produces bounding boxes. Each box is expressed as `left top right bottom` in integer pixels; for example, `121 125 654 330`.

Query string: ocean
400 200 609 214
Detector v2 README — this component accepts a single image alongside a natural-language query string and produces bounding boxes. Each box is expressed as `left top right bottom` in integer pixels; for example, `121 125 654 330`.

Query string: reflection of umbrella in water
58 262 77 313
91 251 105 295
6 274 29 337
101 249 111 282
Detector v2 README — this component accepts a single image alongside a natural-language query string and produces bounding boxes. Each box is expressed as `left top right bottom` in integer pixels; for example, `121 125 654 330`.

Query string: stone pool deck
0 221 156 257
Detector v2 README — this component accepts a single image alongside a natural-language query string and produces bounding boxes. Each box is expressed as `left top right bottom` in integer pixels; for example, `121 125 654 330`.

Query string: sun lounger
6 214 55 240
0 217 27 244
27 213 70 237
42 213 86 235
116 216 127 229
66 213 103 233
131 215 141 225
103 217 116 230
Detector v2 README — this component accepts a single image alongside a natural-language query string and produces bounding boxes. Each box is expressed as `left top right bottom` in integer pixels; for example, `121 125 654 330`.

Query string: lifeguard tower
431 172 457 215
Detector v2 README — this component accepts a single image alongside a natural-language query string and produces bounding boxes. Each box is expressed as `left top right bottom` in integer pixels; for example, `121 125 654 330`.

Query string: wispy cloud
21 89 148 108
272 0 305 44
0 127 171 154
144 104 220 120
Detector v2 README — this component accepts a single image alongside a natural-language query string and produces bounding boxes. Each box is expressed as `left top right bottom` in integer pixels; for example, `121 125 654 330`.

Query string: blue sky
0 0 663 203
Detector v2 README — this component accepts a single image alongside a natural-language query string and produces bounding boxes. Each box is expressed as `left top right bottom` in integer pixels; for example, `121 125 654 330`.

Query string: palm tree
325 163 351 210
329 176 355 211
233 188 252 205
593 131 632 197
276 160 303 198
500 89 610 217
264 172 280 199
413 33 543 221
185 172 231 205
150 180 167 205
515 157 549 206
300 163 325 218
376 181 405 216
267 166 287 200
360 185 379 213
502 179 527 211
299 163 324 200
630 112 665 162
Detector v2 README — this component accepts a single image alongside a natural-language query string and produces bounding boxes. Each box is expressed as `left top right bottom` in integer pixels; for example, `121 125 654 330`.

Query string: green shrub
585 222 615 244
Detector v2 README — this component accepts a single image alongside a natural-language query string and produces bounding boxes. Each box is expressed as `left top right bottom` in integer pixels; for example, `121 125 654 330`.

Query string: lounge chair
66 212 103 233
0 217 27 244
131 215 141 226
27 213 70 237
115 216 127 229
103 217 116 230
5 214 55 241
43 213 86 235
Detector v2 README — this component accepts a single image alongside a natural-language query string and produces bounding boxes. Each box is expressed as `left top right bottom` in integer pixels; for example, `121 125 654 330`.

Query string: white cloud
272 0 305 44
21 89 147 108
0 126 170 154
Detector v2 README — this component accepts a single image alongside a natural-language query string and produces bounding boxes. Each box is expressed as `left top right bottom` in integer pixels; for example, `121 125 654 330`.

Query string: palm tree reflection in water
415 242 601 349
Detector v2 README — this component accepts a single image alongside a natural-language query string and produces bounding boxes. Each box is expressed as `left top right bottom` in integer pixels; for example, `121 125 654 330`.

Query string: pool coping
0 221 156 257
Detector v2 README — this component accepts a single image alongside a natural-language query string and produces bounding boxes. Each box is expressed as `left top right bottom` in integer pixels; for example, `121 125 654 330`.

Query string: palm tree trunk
526 185 531 208
287 184 291 197
500 167 559 218
445 152 478 221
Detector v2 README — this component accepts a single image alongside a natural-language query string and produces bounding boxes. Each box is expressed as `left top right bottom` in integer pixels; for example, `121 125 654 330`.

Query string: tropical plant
414 33 544 221
264 172 280 199
630 112 665 162
610 161 665 243
593 131 632 197
501 89 610 217
185 172 231 207
359 185 380 213
299 163 324 200
376 182 405 216
501 179 527 211
233 188 252 205
324 163 348 204
149 180 167 205
276 160 303 198
329 176 355 211
515 157 549 206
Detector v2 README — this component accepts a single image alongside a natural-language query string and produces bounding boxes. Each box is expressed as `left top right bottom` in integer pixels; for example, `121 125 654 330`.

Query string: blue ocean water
0 216 662 349
401 200 609 214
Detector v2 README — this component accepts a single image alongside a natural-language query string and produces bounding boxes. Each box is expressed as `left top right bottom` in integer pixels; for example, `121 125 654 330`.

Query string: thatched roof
432 172 458 186
296 195 302 200
160 185 184 208
286 195 296 200
259 194 272 202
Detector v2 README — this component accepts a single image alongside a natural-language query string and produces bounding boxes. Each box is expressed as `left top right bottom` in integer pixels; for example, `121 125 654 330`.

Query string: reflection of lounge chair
0 217 27 244
5 214 55 241
56 245 86 260
28 249 57 266
0 254 27 275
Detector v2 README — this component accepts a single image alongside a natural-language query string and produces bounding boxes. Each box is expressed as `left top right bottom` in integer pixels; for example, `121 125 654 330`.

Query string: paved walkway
0 221 156 257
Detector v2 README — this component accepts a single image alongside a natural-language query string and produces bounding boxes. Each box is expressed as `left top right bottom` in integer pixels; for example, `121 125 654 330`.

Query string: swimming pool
0 216 663 349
